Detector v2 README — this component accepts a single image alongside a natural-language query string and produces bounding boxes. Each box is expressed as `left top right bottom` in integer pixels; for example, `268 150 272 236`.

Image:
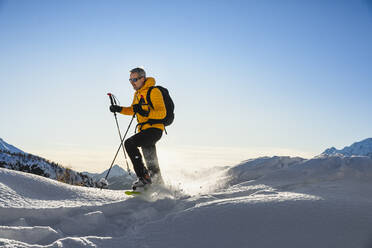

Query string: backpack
146 86 175 127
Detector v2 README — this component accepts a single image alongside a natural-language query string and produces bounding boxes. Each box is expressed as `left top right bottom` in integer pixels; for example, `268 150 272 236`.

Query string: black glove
133 104 149 117
110 105 122 113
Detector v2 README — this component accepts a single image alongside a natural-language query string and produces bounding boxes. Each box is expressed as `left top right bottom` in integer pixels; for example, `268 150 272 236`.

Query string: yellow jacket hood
120 77 166 132
139 77 155 91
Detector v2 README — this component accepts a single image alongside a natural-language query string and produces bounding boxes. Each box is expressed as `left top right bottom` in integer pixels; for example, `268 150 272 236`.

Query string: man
110 68 166 189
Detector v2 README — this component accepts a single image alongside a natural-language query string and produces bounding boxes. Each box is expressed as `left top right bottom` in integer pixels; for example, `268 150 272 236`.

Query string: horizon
1 136 371 174
1 0 372 173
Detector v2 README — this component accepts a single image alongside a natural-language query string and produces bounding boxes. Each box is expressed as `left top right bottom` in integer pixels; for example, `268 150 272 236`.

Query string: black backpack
146 86 175 127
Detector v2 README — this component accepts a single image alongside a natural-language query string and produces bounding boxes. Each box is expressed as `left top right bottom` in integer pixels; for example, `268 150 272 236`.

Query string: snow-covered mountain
82 164 136 190
1 152 372 248
83 164 129 180
321 138 372 157
0 137 95 187
0 138 25 154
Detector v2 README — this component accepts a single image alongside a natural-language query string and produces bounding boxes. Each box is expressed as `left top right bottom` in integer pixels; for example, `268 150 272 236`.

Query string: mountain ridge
0 137 95 187
0 138 26 154
321 138 372 157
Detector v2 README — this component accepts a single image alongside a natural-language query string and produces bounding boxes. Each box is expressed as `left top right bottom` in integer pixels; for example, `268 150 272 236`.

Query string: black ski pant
124 128 163 179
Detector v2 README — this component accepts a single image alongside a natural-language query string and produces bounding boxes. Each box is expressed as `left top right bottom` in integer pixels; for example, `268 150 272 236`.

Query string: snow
0 138 25 154
321 137 372 157
0 226 60 245
0 138 95 187
82 164 136 190
1 154 372 248
82 164 128 179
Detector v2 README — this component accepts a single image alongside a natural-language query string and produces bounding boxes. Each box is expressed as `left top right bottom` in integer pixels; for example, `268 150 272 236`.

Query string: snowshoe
132 174 152 191
125 190 142 196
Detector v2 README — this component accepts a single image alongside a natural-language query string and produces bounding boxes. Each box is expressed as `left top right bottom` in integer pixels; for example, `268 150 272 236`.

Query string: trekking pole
107 93 132 175
100 94 135 189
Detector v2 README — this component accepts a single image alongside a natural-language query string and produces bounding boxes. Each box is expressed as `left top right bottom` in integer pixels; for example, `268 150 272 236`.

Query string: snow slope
1 155 372 248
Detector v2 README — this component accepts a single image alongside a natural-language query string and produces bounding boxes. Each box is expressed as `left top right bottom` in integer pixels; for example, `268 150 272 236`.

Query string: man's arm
120 106 134 115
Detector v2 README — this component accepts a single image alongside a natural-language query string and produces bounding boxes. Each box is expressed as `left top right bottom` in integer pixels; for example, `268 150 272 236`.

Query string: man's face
129 72 145 91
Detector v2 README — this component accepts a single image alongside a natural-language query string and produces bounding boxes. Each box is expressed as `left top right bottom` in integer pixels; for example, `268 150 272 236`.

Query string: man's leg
142 145 163 184
124 128 162 179
124 132 147 178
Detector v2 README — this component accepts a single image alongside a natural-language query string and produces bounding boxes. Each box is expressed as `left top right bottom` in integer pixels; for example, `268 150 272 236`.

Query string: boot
132 173 152 190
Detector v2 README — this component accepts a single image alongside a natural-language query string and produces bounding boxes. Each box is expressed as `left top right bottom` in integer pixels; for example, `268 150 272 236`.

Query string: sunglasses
129 77 143 83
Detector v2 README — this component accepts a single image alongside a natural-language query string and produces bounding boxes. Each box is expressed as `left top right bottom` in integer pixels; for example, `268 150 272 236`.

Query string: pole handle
107 93 116 106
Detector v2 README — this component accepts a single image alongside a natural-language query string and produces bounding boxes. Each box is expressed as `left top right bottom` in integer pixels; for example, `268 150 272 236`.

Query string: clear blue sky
1 0 372 172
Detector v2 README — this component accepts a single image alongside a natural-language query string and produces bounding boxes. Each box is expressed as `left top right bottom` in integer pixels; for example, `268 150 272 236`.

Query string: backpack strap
146 86 156 109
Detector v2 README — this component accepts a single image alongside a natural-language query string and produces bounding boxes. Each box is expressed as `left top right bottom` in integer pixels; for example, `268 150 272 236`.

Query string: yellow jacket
120 77 166 132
